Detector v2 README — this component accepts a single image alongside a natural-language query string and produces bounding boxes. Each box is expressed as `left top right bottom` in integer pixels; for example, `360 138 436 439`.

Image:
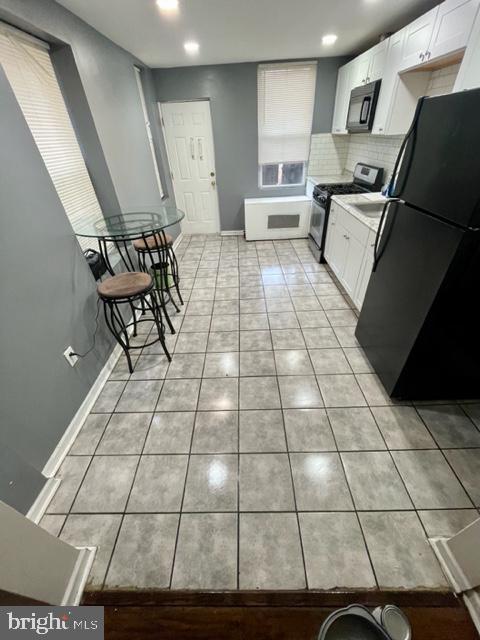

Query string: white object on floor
0 500 96 605
430 516 480 635
244 196 311 241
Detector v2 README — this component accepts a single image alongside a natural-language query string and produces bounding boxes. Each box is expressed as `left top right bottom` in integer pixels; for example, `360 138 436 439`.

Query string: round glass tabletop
73 208 185 239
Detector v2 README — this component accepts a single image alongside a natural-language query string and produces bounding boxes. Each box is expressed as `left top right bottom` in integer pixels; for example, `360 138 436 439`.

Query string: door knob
211 180 216 187
210 171 215 177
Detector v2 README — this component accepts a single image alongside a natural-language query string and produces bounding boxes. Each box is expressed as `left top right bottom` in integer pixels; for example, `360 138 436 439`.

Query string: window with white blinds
257 61 317 165
0 23 103 251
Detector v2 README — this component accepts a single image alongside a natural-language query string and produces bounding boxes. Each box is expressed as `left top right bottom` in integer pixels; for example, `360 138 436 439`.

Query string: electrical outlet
63 346 78 367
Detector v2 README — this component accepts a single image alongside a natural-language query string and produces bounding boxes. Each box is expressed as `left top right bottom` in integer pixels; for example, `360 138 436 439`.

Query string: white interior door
160 100 220 234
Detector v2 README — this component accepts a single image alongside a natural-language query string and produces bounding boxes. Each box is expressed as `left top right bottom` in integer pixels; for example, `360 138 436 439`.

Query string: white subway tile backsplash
308 134 349 175
308 133 403 183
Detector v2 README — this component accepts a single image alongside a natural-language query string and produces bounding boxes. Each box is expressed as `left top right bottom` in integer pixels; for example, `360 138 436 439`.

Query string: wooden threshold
83 588 458 608
82 591 478 640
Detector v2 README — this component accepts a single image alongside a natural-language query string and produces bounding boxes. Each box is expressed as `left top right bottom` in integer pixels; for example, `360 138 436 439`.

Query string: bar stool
97 271 170 374
132 231 183 334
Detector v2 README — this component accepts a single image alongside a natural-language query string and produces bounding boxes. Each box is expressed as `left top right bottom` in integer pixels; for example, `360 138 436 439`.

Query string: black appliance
347 80 381 133
356 88 480 400
308 163 384 262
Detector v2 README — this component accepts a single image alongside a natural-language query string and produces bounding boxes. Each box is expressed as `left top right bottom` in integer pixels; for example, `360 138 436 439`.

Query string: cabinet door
331 64 351 134
399 7 438 71
342 234 365 298
353 231 376 309
353 250 374 310
328 222 349 280
367 40 388 82
372 29 406 134
350 52 371 88
323 204 338 261
455 0 480 89
429 0 479 60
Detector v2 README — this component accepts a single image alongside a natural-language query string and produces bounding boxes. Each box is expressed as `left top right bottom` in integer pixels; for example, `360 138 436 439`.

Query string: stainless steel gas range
308 163 384 262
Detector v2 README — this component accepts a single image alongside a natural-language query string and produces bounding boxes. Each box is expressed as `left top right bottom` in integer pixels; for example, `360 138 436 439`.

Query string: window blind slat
0 27 102 251
258 62 317 164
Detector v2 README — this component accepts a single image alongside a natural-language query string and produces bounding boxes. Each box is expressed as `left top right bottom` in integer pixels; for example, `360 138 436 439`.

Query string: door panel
399 7 438 70
356 201 464 396
161 101 220 234
429 0 479 60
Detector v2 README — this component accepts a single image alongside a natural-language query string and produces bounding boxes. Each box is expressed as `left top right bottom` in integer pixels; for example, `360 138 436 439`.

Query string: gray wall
0 0 173 512
154 57 347 231
0 66 114 485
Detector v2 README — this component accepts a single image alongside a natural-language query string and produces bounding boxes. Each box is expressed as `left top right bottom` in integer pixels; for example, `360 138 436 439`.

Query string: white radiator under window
244 196 311 241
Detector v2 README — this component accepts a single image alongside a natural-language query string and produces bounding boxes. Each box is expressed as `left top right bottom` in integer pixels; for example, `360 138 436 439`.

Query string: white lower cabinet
353 231 377 310
325 201 378 310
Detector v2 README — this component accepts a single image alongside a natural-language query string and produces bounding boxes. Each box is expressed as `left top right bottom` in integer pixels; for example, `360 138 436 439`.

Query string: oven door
309 199 327 262
347 80 381 133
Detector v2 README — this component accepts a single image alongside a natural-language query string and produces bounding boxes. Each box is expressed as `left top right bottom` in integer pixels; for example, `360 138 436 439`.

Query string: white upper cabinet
399 0 479 71
399 7 439 70
350 52 371 87
455 0 480 88
371 29 406 135
331 0 480 136
429 0 479 60
331 63 352 134
367 40 389 82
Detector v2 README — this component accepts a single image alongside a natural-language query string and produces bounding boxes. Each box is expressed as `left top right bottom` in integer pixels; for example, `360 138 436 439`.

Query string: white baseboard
172 231 184 249
42 342 124 478
221 230 244 236
61 546 96 606
26 477 61 524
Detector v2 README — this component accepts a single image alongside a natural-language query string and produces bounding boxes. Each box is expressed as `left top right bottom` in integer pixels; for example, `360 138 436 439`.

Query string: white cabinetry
367 40 389 82
331 0 480 135
399 7 439 70
429 0 479 59
372 28 431 136
331 63 352 134
399 0 478 71
353 230 377 309
454 0 480 88
324 200 375 309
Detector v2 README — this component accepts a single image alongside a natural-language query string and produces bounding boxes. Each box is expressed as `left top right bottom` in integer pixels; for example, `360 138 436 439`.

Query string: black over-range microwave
347 79 381 133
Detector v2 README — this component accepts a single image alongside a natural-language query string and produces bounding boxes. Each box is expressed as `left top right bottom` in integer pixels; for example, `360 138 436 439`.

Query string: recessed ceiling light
184 41 199 55
322 34 338 46
156 0 178 11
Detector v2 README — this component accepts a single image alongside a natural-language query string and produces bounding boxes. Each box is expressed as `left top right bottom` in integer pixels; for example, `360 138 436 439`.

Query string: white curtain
258 61 317 165
0 22 103 250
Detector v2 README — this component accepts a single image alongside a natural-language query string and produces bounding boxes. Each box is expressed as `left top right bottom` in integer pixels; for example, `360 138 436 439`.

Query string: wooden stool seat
132 233 173 252
97 272 152 299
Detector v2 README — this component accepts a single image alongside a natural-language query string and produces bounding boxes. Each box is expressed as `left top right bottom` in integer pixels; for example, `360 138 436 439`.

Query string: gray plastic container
318 605 394 640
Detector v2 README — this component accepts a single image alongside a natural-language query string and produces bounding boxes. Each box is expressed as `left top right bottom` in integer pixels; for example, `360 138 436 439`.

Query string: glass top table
73 207 185 239
74 208 185 276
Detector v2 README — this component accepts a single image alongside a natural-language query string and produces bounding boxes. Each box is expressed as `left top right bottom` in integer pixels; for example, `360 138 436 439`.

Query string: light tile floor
41 234 480 591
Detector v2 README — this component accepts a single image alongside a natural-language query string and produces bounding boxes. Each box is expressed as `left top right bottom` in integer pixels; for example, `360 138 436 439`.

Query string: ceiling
57 0 439 68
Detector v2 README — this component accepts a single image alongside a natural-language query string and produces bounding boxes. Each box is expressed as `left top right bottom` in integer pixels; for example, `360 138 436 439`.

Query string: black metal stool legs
99 284 171 374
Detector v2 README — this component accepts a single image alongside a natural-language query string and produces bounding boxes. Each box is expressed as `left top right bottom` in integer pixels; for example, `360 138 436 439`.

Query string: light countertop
331 192 388 232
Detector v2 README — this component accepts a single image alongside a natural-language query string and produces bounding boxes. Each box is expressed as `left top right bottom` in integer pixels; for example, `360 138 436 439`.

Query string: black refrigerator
355 88 480 400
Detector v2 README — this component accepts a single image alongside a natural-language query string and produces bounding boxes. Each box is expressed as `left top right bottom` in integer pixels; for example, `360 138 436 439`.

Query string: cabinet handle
190 137 195 159
420 52 425 60
343 234 350 240
427 50 431 59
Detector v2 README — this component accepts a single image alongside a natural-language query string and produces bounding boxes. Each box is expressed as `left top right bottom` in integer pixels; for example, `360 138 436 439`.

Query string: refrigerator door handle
373 200 395 272
388 96 426 198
